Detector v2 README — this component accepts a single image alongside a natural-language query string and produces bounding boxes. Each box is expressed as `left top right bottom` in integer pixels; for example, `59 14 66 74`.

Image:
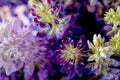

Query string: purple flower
0 19 40 76
56 37 86 78
37 68 48 80
29 0 72 38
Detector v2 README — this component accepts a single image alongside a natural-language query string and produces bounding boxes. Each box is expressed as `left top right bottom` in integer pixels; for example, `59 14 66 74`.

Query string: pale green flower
110 30 120 54
87 34 115 75
104 6 120 27
104 6 120 35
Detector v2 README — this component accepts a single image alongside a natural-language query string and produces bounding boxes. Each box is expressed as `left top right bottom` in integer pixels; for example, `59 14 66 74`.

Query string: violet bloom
57 37 86 78
29 0 71 38
0 19 40 76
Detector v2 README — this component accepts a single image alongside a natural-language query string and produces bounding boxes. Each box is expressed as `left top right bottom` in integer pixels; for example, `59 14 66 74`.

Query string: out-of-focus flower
110 70 120 80
0 5 30 26
104 6 120 35
57 37 86 78
30 36 55 80
60 0 81 11
87 0 97 12
61 76 70 80
110 30 120 55
29 0 71 37
37 68 48 80
35 57 55 80
0 6 14 21
87 34 116 76
0 19 40 76
103 0 120 9
0 0 28 6
14 5 30 26
60 0 73 7
101 67 120 80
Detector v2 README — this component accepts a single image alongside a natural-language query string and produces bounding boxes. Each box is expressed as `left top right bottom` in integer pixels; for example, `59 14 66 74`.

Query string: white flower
99 46 114 58
87 34 117 76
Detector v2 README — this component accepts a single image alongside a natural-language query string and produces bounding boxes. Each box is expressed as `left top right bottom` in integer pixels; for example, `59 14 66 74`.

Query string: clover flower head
87 34 114 61
29 0 70 37
104 6 120 35
104 6 120 27
87 34 115 75
0 19 40 76
57 37 86 78
110 30 120 54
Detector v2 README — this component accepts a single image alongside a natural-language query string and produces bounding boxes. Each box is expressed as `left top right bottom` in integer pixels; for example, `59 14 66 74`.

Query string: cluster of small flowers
0 0 120 80
86 6 120 79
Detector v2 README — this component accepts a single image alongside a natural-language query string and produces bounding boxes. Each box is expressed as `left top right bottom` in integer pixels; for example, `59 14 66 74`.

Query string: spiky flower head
29 0 70 37
104 6 120 35
57 37 86 78
87 34 115 75
104 6 120 27
110 29 120 55
0 19 40 76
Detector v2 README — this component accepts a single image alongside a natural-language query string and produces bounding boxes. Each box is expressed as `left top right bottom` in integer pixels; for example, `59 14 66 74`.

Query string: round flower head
104 6 120 26
87 34 119 76
0 19 41 76
29 0 71 37
104 6 120 35
57 37 86 78
110 30 120 55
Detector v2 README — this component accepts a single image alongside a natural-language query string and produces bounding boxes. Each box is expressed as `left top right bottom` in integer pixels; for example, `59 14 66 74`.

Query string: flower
87 34 116 75
0 19 40 76
110 30 120 54
60 0 73 7
103 0 120 9
57 37 86 78
29 0 71 37
104 6 120 35
104 6 120 27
